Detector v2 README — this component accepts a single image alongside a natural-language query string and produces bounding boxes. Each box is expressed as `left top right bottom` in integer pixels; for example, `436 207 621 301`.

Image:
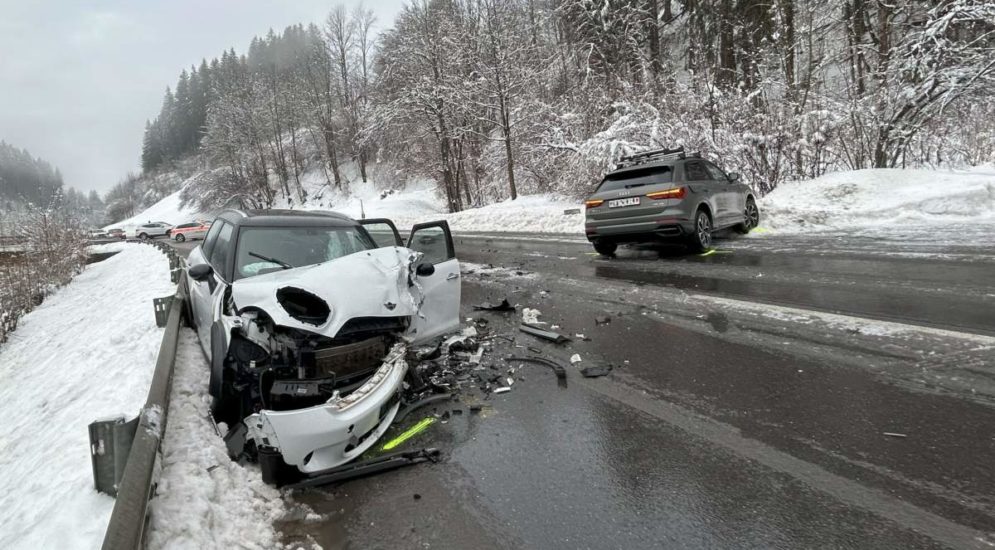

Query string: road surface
169 230 995 549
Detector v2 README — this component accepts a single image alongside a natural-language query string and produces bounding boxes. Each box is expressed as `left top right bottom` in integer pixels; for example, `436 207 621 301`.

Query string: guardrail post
100 277 186 550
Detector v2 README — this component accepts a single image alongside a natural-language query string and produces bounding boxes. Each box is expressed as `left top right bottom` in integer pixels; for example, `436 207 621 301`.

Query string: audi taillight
585 199 604 208
646 187 686 200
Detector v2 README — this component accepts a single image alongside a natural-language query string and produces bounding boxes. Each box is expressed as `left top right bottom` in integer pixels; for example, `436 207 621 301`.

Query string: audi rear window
597 166 673 192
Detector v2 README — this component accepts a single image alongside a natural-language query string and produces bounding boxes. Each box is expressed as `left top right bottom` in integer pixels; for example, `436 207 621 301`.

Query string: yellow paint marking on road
382 417 436 451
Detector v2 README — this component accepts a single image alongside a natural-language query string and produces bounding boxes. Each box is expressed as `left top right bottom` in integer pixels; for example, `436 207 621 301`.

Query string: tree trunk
718 0 736 87
781 0 796 98
648 0 661 81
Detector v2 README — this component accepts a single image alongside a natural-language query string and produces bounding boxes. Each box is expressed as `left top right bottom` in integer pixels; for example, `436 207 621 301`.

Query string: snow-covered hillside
110 164 586 235
105 181 205 230
0 244 174 550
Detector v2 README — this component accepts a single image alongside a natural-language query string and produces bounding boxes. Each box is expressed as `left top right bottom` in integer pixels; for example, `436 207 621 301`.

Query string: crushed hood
231 246 423 338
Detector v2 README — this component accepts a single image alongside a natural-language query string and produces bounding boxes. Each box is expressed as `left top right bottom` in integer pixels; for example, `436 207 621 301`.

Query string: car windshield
597 166 673 192
234 226 376 280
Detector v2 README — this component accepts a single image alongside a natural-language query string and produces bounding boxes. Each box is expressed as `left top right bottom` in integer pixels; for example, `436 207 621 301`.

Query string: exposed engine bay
211 246 459 483
215 307 408 423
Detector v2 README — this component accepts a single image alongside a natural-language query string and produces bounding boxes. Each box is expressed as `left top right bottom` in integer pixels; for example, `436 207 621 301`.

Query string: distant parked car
106 228 126 239
88 229 108 239
170 221 211 242
131 222 172 240
584 147 759 255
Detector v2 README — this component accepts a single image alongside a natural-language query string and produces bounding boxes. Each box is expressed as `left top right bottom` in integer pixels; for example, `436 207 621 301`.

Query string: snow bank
760 167 995 233
86 241 129 254
147 331 286 550
0 243 174 550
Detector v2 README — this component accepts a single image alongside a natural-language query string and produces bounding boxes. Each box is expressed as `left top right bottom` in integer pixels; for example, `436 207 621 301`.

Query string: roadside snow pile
428 194 583 234
86 241 129 254
0 243 173 550
760 167 995 233
147 331 286 550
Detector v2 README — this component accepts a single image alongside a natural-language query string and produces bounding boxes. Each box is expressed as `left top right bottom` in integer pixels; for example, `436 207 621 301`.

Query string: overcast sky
0 0 405 195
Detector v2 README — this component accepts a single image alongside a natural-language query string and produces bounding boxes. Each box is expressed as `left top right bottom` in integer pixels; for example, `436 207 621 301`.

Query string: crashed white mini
184 210 460 483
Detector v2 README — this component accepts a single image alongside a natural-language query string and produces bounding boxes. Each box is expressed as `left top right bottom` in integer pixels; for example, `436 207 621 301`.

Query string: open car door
359 218 402 247
406 221 460 343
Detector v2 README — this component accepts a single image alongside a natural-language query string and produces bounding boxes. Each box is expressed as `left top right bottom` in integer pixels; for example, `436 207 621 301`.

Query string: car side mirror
189 263 213 281
415 263 436 277
728 172 741 182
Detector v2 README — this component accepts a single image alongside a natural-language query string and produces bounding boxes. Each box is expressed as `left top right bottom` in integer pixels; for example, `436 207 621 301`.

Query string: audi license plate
608 197 640 208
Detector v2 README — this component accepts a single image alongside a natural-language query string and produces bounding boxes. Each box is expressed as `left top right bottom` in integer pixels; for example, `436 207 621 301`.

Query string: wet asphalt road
169 231 995 549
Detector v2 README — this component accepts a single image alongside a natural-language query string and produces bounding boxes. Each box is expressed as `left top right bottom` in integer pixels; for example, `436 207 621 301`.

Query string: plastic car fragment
519 323 570 344
473 298 515 312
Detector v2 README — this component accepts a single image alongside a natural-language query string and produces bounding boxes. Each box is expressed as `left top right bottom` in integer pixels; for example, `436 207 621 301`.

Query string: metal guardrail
99 241 186 550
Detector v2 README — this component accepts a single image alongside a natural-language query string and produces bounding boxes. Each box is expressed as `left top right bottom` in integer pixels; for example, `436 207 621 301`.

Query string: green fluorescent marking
700 249 717 257
382 417 436 451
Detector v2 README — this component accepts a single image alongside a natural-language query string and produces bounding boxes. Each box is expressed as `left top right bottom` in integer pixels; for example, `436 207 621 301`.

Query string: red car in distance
170 221 211 242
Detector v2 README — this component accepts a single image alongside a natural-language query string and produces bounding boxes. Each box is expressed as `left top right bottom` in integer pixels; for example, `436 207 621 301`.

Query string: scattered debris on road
595 315 612 325
493 387 511 394
580 365 613 378
570 354 582 364
473 298 515 312
506 356 567 381
382 418 437 451
286 448 442 489
520 323 570 344
522 307 543 324
883 432 908 438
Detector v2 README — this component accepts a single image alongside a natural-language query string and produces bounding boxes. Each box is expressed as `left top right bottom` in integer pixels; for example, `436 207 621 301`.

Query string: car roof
604 159 681 178
216 209 359 228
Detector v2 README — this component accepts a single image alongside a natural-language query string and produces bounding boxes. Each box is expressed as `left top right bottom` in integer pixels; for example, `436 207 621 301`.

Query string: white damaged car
184 210 460 484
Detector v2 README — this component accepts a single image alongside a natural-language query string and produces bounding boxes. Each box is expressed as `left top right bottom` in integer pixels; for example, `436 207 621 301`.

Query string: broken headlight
229 335 269 366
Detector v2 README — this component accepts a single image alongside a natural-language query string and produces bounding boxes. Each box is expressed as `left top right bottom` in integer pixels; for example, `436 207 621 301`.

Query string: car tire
688 209 713 252
735 198 760 234
175 234 186 242
182 294 196 329
209 324 239 425
593 241 617 257
138 233 148 240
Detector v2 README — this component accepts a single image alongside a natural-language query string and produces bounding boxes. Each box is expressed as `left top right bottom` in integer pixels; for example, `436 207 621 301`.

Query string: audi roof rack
614 146 699 169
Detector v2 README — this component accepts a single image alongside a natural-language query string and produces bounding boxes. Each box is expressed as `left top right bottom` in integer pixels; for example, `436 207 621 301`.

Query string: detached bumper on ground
245 346 408 475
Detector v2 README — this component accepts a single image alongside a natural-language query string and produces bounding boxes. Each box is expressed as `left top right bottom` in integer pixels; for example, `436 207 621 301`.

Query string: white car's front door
406 221 461 343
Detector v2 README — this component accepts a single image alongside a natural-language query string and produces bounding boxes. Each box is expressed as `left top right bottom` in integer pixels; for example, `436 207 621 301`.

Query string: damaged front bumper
244 345 408 475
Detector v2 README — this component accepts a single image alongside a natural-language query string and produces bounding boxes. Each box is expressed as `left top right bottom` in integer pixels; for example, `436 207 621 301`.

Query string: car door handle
446 273 459 281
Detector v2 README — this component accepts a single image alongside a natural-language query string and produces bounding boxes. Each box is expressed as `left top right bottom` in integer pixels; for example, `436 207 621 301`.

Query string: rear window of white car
234 226 376 279
597 166 673 193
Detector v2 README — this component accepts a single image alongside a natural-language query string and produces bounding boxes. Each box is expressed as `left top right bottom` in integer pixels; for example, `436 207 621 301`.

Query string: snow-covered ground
0 244 174 550
86 241 129 254
759 166 995 235
112 165 995 242
147 330 287 550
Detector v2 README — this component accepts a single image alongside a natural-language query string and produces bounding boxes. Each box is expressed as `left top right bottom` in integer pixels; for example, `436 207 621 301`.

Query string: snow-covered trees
0 142 64 208
133 0 995 214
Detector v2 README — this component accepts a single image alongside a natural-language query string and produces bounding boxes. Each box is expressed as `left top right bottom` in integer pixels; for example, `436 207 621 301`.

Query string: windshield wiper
248 251 292 270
